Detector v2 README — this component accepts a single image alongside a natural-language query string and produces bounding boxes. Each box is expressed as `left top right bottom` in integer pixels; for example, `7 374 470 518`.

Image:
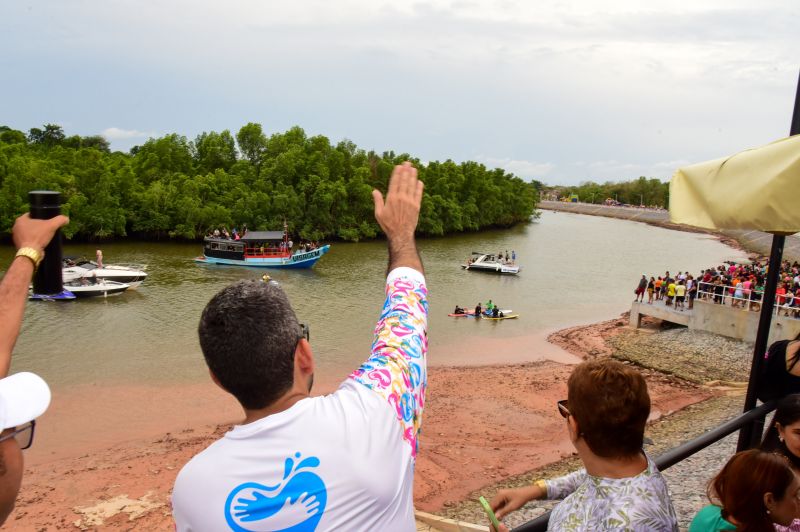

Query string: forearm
0 257 35 377
349 269 428 454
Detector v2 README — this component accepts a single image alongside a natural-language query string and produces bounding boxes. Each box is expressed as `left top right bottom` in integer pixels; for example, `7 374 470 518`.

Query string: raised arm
350 163 427 456
0 214 69 376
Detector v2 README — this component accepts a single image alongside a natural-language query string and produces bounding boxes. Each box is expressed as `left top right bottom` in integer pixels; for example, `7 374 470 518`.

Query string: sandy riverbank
8 315 715 530
443 318 755 529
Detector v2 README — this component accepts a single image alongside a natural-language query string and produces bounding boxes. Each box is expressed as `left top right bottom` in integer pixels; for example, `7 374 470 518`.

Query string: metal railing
696 282 800 317
511 402 777 532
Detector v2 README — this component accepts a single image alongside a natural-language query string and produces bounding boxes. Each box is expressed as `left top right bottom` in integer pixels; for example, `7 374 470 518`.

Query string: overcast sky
1 0 798 185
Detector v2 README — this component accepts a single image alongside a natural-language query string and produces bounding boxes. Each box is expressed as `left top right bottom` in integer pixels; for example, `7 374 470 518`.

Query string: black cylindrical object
29 191 63 295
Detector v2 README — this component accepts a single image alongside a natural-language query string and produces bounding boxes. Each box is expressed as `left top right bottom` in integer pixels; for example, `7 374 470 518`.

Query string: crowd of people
636 259 800 316
207 225 247 240
205 225 323 255
6 164 800 531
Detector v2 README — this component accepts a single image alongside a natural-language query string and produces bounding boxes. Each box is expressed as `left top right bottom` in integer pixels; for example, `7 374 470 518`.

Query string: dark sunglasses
0 420 36 450
557 399 570 418
299 322 310 342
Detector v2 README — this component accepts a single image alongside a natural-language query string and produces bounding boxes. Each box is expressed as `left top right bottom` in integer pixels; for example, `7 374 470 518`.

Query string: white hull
462 253 520 275
63 262 147 287
63 280 131 298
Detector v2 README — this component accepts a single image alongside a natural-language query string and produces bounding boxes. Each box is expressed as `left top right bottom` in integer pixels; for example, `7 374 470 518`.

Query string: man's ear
209 369 226 391
294 338 315 376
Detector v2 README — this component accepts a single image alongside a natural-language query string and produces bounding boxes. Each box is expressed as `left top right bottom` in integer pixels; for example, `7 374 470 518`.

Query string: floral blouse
545 453 678 531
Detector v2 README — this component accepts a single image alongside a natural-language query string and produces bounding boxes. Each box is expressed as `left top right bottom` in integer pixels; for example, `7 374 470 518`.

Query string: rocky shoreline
441 316 755 530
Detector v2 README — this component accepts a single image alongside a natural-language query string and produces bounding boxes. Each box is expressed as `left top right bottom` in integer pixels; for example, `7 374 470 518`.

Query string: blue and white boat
194 230 330 269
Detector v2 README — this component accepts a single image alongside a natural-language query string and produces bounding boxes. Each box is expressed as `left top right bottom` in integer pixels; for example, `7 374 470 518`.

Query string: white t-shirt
172 268 428 532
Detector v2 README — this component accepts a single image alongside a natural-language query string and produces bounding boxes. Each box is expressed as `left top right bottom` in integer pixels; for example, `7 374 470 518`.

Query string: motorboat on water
63 260 148 288
461 252 520 275
62 279 131 298
195 229 330 269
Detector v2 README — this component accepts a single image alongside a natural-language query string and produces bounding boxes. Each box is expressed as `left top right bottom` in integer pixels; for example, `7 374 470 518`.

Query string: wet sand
10 319 710 529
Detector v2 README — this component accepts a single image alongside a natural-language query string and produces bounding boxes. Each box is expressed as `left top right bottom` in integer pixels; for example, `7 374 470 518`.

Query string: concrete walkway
541 201 800 263
629 298 691 328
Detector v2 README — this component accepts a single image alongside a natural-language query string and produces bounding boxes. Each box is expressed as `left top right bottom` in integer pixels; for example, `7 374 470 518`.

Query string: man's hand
1 212 69 378
373 162 423 242
12 213 69 252
373 162 424 274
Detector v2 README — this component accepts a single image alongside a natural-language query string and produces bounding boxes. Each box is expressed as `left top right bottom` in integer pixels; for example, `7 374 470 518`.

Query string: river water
1 211 748 461
5 210 751 385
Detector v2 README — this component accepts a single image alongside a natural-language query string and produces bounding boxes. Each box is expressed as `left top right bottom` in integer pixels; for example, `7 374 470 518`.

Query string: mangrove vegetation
0 124 539 241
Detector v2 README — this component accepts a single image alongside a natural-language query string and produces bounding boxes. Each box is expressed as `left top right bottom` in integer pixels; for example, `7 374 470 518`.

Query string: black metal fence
511 401 776 532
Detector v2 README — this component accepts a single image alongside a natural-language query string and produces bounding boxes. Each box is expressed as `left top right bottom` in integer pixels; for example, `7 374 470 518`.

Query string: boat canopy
240 231 285 242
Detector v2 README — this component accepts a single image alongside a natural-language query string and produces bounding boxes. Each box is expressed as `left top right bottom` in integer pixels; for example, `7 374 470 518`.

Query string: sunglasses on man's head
557 399 570 418
300 322 310 342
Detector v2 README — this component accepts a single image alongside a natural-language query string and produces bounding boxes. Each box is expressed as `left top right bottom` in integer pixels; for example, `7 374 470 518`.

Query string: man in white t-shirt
172 163 427 531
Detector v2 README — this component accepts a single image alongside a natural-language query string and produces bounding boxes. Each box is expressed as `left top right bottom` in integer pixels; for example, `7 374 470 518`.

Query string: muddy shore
443 318 754 529
8 314 720 530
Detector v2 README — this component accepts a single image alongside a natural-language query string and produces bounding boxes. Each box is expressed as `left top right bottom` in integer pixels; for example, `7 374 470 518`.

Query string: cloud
101 127 157 141
475 156 555 180
2 0 797 186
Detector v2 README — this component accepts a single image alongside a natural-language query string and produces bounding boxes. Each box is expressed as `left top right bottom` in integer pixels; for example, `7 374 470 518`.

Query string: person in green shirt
689 449 800 532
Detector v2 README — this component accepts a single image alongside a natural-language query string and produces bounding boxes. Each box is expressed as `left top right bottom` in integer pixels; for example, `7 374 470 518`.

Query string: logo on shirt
224 452 327 531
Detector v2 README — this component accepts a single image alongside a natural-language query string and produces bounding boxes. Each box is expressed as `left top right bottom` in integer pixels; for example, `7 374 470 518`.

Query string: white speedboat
63 279 131 298
461 252 520 275
63 260 148 288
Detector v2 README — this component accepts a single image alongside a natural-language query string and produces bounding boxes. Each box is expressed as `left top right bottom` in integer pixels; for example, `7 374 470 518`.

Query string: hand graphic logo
224 453 327 532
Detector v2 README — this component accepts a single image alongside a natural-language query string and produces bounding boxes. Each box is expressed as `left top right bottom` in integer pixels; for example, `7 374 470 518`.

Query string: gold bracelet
533 479 547 492
15 247 44 271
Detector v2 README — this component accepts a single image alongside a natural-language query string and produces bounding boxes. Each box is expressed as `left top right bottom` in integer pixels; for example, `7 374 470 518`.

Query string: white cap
0 372 51 430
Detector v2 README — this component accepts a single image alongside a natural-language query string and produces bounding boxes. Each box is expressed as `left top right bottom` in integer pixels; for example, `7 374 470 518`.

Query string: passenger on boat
475 302 482 316
453 305 465 315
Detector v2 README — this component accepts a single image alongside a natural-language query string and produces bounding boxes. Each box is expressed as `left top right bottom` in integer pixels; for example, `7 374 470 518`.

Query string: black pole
791 69 800 138
737 69 800 451
736 235 785 451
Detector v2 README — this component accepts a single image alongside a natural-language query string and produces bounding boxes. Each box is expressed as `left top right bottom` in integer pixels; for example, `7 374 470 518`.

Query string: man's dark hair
198 280 302 409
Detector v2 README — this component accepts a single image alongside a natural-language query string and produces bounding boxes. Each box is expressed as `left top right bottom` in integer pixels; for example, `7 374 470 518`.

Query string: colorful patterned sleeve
545 468 586 499
349 267 428 458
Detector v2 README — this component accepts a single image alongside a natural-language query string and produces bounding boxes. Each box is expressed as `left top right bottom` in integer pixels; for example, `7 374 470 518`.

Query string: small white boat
63 279 131 298
461 252 520 275
63 260 148 288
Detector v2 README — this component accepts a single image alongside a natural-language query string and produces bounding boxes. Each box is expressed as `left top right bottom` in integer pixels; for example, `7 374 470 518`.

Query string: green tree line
0 124 539 241
546 177 669 207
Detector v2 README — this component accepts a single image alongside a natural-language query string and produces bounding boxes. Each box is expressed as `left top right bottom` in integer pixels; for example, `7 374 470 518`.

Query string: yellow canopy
669 134 800 232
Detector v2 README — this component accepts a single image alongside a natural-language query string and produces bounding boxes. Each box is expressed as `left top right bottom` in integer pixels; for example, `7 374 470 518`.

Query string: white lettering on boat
292 250 320 262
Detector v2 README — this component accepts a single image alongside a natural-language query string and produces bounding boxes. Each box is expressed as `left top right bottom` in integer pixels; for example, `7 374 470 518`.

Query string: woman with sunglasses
489 359 678 531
